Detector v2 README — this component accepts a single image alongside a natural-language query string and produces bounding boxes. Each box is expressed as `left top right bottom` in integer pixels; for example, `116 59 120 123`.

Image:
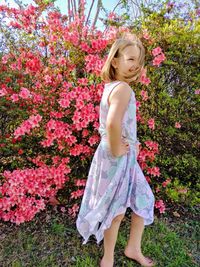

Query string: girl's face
112 45 141 83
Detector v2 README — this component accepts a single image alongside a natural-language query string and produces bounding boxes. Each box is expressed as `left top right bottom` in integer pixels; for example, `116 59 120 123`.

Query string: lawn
0 206 199 267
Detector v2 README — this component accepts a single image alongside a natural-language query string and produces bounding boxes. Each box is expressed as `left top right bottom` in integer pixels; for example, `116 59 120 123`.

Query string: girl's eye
129 59 135 61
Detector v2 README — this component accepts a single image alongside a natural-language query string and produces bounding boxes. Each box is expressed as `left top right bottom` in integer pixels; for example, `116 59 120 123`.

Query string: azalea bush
0 0 198 225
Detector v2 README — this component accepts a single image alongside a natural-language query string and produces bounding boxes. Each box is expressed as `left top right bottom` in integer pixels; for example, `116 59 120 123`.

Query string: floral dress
76 81 155 244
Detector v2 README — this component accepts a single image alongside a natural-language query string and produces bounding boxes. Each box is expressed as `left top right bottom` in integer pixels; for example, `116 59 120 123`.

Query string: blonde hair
101 33 145 83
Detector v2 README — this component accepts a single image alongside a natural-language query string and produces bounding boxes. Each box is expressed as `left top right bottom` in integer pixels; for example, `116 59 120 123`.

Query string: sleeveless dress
76 81 155 245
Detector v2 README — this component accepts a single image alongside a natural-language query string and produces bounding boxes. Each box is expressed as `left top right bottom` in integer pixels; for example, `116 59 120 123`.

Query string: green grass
0 207 199 267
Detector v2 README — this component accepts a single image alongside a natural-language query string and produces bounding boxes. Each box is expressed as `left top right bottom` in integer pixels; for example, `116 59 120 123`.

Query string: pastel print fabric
76 81 155 244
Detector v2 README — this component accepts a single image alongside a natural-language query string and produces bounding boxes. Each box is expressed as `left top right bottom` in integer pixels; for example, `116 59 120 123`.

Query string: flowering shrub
0 0 198 223
134 0 200 208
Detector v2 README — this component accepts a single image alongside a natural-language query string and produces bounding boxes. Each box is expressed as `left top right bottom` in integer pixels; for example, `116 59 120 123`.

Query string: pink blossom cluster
139 68 151 85
152 47 166 66
175 122 181 128
85 55 105 75
81 39 108 53
144 141 159 154
7 50 42 75
70 189 84 199
140 90 149 101
14 114 42 138
155 199 166 213
69 144 91 156
108 12 118 20
88 135 100 146
75 179 87 187
63 31 79 46
147 166 161 177
104 26 129 41
162 178 171 187
0 87 8 97
137 141 159 172
19 87 32 99
6 4 38 33
68 203 79 218
40 119 72 148
148 118 155 130
0 164 71 224
142 29 151 40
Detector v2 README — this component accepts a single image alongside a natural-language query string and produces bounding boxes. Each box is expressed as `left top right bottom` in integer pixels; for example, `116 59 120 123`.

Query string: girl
76 34 155 267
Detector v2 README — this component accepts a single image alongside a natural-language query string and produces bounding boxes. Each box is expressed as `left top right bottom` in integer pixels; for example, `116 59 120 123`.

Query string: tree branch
86 0 95 26
112 0 123 13
92 0 102 28
68 0 71 23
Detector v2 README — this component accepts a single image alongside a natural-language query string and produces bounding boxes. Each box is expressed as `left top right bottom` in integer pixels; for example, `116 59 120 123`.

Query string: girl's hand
109 140 130 158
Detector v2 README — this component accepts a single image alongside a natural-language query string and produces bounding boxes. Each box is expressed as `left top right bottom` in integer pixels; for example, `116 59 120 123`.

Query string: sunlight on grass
74 218 198 267
0 210 198 267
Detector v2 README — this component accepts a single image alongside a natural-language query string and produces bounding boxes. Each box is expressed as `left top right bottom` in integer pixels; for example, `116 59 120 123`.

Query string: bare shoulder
107 82 133 125
108 82 132 105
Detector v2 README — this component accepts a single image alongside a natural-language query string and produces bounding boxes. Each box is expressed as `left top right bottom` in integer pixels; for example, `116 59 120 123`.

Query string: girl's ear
111 58 118 69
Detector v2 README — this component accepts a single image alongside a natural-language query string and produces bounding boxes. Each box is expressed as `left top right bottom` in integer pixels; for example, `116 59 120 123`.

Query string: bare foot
124 247 155 267
100 257 114 267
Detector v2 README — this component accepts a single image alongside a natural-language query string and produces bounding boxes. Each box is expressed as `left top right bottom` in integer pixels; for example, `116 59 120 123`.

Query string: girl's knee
112 213 125 223
132 212 144 222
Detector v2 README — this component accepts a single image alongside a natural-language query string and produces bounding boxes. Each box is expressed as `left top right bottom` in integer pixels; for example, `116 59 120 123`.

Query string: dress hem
78 204 154 245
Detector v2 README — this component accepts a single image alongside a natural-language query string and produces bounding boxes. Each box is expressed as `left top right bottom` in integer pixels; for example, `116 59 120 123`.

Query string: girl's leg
124 213 155 267
100 213 125 267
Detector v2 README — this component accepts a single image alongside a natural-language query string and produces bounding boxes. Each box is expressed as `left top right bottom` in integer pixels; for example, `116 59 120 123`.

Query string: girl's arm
106 83 132 157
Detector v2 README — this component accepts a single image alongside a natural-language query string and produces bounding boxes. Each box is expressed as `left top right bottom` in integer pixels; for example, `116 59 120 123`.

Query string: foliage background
0 0 199 224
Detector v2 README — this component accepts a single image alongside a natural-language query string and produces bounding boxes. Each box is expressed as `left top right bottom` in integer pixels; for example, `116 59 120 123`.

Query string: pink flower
19 87 31 99
75 179 86 187
162 178 171 187
0 88 8 97
147 166 160 177
136 101 141 110
82 129 89 137
140 90 149 101
144 141 159 154
70 189 84 199
58 98 70 108
153 53 166 66
175 122 181 128
68 203 79 218
88 135 99 146
108 12 117 20
155 200 166 213
85 55 105 76
148 118 155 130
142 29 150 40
11 94 19 102
14 114 42 138
2 55 9 64
195 89 200 95
139 68 151 85
152 47 162 57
